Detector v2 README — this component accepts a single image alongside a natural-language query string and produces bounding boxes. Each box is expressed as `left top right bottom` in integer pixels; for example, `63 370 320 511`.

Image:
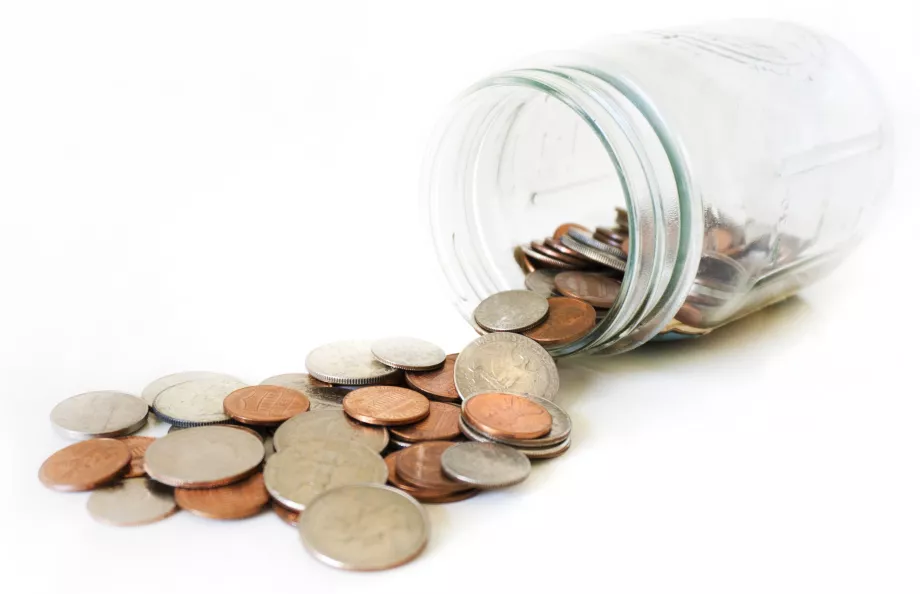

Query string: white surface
1 2 918 593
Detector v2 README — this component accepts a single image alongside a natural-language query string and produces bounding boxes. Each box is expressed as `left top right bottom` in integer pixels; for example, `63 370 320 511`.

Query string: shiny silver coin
274 410 389 453
86 478 177 526
151 376 247 426
371 337 446 372
567 227 628 259
524 270 561 298
455 333 560 401
473 290 550 333
459 417 572 459
440 442 531 489
142 371 243 406
306 341 400 386
264 439 388 511
143 425 264 488
299 484 428 571
561 233 627 272
50 391 148 440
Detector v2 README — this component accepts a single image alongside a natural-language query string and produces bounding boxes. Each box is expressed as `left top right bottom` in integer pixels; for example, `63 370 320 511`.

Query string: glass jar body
423 20 893 356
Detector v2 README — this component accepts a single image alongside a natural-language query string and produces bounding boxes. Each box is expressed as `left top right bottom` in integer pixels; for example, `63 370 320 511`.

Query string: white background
1 1 918 593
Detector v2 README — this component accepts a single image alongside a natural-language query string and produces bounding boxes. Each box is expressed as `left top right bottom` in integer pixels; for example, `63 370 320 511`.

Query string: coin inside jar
223 385 310 426
175 472 270 519
395 441 470 493
523 297 596 347
554 271 621 309
473 290 550 333
389 401 460 443
462 392 552 440
405 354 460 402
343 386 430 426
39 438 131 492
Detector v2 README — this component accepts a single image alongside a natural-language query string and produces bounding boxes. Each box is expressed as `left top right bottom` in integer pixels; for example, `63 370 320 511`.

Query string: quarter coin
299 484 428 571
524 270 560 298
523 297 596 347
462 392 552 440
389 402 460 443
395 441 470 493
260 372 332 391
474 290 550 333
86 478 177 526
273 410 389 453
223 385 310 426
554 271 621 309
441 442 531 489
175 472 270 519
39 438 131 492
143 425 264 488
142 371 244 406
454 333 560 401
561 233 627 272
343 386 430 426
151 376 247 426
263 439 387 511
117 436 156 478
371 337 446 371
306 341 400 386
405 354 460 402
50 391 148 440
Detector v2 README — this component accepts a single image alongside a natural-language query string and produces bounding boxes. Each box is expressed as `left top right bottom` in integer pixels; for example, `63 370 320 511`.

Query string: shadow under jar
423 19 893 356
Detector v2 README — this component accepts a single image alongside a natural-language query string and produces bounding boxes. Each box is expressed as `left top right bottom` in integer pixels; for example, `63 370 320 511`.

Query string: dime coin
395 441 470 493
39 438 131 492
50 391 148 440
524 270 560 298
561 233 627 272
389 402 460 443
405 354 460 402
462 392 552 440
306 341 400 386
513 246 536 274
458 417 572 459
553 222 591 240
441 442 531 489
260 372 332 391
299 484 429 571
554 271 621 309
273 501 300 527
223 385 310 426
343 386 430 426
473 290 550 333
263 440 387 511
273 410 389 453
175 472 269 519
520 245 580 270
523 297 596 347
143 371 244 406
117 436 156 478
454 333 560 401
371 337 446 372
86 478 177 526
152 376 247 426
144 425 264 488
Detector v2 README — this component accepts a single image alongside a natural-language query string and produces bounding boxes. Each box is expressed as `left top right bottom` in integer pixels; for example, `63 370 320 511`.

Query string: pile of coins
40 331 569 571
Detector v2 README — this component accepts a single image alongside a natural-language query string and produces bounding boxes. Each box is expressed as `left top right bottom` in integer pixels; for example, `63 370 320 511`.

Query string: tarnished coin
144 425 264 488
513 246 536 274
343 386 430 426
143 371 244 406
223 385 310 426
405 354 460 403
152 377 248 426
273 501 300 527
306 341 400 386
474 290 550 333
175 472 269 519
462 392 552 440
523 297 596 347
39 439 131 492
395 441 469 493
455 333 560 401
274 410 389 453
389 402 461 443
260 372 332 392
371 337 446 371
524 270 560 298
441 442 531 489
299 484 428 571
554 271 621 309
50 391 148 440
263 440 387 511
459 417 573 459
117 436 156 478
86 478 177 526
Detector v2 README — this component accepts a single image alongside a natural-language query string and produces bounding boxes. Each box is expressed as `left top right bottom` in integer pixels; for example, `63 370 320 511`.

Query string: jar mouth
422 64 702 355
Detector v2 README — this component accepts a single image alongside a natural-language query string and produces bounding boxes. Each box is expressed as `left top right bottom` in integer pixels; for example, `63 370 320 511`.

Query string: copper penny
273 501 300 526
343 386 430 426
596 227 628 244
405 354 460 402
306 375 333 388
554 271 622 309
395 441 469 493
520 245 580 270
553 222 591 240
38 438 131 492
390 402 461 443
175 472 270 520
117 436 156 478
530 241 586 266
385 451 478 503
513 246 536 274
223 385 310 426
523 297 596 347
462 393 552 440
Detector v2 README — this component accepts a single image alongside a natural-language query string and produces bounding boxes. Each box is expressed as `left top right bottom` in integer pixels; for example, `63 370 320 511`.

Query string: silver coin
524 270 560 298
561 233 627 272
86 478 177 526
264 440 388 511
567 227 628 260
151 377 247 426
440 442 531 489
144 425 264 488
274 410 389 453
473 290 550 333
261 374 350 411
142 371 243 406
306 341 400 385
299 484 428 571
50 391 148 440
371 337 446 371
459 417 572 459
454 333 560 401
264 434 275 462
259 373 325 392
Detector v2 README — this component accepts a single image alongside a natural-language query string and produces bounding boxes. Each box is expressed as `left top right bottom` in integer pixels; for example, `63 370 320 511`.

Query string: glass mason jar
423 19 893 356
